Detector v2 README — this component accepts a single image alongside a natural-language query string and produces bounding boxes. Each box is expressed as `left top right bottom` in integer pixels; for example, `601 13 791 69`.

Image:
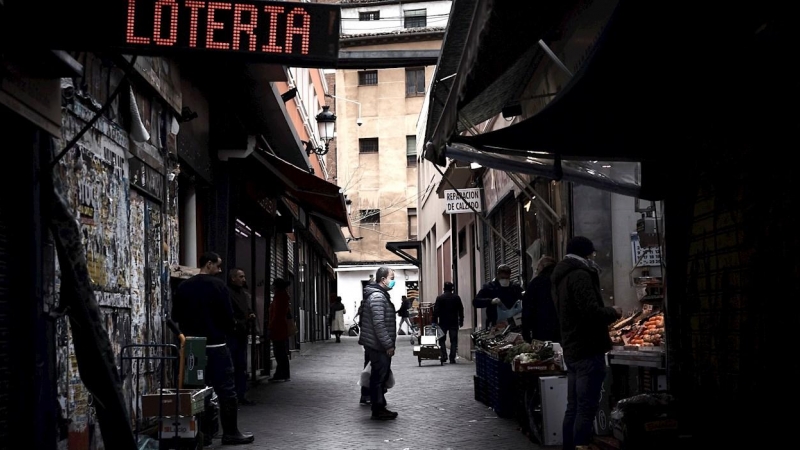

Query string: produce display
609 309 665 348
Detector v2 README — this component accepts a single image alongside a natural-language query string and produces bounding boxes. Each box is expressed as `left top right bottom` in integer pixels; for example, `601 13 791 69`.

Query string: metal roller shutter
502 200 521 282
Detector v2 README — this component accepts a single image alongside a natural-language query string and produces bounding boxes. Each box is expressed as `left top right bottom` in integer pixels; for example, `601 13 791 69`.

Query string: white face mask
498 279 510 287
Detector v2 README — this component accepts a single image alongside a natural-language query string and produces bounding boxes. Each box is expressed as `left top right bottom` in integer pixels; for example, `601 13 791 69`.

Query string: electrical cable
50 55 138 169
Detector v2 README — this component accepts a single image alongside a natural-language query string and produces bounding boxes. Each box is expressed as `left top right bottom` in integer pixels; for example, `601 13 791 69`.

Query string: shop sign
129 157 164 201
445 188 482 214
31 1 342 69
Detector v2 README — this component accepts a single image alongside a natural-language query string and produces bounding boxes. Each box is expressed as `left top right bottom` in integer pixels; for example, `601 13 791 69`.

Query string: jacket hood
551 257 593 287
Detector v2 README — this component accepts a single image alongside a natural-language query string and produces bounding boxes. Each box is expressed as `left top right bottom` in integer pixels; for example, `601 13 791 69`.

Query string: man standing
551 237 622 450
172 252 254 446
433 281 464 364
473 264 524 328
227 268 256 405
358 266 398 420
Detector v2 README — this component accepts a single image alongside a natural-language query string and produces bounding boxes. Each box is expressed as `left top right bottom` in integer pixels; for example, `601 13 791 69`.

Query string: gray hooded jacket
358 283 397 351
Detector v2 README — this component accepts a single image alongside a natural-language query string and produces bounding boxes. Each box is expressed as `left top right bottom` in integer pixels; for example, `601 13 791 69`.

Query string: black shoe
268 377 290 382
221 431 254 445
449 359 457 364
371 409 398 420
359 396 371 405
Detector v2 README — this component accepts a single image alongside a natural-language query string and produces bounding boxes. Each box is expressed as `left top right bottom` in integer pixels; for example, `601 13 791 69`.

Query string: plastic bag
359 362 394 389
497 300 523 323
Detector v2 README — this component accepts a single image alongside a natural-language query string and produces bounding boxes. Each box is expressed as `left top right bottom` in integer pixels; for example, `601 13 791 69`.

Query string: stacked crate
474 350 516 417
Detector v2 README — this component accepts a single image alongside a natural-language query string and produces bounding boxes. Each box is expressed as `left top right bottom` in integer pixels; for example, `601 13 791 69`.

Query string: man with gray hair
358 266 398 420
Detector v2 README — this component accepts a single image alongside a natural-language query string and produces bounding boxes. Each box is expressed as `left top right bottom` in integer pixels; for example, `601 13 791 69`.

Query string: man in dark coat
358 266 398 420
552 237 621 450
227 268 256 405
472 264 524 328
521 256 560 343
433 281 464 363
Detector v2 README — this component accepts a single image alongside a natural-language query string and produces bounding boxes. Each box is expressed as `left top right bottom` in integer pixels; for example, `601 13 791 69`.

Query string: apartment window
406 135 417 167
359 11 380 21
359 138 379 154
404 9 426 28
406 68 425 96
458 227 467 257
408 208 418 240
360 209 381 225
358 70 378 86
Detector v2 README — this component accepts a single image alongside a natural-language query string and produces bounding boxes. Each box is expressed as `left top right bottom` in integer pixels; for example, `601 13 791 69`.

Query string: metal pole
538 39 574 78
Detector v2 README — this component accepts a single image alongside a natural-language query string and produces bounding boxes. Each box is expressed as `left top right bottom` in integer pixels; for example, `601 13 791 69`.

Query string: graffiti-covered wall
52 56 181 449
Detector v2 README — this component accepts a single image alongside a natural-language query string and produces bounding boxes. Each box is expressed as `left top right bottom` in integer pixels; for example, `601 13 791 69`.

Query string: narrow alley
216 337 540 450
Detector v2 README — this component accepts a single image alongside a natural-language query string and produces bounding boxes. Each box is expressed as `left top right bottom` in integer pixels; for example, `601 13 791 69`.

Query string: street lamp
307 105 336 156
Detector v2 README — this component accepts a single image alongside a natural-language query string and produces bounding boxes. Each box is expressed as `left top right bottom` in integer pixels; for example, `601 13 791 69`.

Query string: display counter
608 348 666 369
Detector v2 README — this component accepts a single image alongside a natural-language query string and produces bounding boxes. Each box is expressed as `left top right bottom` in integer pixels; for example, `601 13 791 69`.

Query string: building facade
333 0 451 322
2 45 349 450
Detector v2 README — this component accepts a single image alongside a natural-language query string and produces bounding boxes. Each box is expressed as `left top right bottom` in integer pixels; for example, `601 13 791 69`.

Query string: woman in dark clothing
268 278 292 382
396 295 412 334
522 256 561 343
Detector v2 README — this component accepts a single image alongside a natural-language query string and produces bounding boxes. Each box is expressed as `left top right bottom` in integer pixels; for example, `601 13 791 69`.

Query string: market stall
472 324 567 446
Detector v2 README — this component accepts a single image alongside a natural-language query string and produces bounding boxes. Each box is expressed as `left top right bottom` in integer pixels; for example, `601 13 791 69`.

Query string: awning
385 241 421 267
445 143 641 198
251 150 349 227
425 0 582 165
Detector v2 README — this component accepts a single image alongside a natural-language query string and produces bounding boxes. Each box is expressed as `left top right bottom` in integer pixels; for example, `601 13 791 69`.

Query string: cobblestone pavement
208 335 544 450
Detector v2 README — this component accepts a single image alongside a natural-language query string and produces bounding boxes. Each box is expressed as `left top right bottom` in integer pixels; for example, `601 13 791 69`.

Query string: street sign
444 188 482 214
7 0 341 68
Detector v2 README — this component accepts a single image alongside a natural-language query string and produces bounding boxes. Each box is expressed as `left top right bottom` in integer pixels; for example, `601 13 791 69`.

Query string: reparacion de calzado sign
445 188 482 214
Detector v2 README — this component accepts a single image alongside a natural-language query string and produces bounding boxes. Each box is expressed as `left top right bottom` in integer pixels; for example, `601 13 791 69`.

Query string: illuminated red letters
126 0 151 44
154 0 179 46
186 1 205 47
233 3 259 51
125 1 317 55
285 8 311 54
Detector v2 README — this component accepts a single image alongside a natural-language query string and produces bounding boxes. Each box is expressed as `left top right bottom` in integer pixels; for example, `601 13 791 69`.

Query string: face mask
386 280 396 289
499 279 510 287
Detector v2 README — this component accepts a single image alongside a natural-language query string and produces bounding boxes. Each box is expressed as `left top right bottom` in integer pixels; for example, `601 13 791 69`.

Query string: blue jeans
562 354 607 450
366 348 392 412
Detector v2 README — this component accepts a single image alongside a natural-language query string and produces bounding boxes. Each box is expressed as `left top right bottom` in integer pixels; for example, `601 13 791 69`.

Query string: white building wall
340 1 452 35
335 265 419 330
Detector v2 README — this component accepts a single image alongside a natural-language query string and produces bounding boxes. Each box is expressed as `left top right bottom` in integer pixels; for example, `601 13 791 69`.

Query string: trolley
121 320 211 450
411 303 443 366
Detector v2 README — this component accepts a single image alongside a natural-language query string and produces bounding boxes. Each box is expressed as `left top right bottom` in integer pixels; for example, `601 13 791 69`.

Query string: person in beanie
433 281 464 363
551 237 622 450
473 263 524 328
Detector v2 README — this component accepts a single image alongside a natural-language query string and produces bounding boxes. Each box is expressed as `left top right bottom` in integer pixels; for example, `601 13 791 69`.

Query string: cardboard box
141 387 212 418
159 416 198 439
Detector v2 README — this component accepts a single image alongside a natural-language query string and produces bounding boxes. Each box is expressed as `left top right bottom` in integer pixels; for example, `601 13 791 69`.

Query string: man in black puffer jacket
552 237 621 450
358 266 398 420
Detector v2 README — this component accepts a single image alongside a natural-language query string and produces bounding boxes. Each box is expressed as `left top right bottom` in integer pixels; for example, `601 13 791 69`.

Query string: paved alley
212 336 544 450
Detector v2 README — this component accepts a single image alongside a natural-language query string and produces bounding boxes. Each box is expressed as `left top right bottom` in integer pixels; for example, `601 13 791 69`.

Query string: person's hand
491 298 502 305
613 306 623 317
387 348 395 357
459 321 464 328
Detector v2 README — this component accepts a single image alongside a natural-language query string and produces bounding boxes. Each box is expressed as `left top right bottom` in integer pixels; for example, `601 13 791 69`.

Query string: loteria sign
10 0 341 68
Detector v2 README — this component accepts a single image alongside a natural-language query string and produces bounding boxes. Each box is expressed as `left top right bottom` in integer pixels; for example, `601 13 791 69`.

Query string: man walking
358 266 398 420
227 268 256 405
433 281 464 364
172 252 254 445
551 237 622 450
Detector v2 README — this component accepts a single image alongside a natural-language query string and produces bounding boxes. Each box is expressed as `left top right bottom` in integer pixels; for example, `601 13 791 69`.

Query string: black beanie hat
566 236 595 258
